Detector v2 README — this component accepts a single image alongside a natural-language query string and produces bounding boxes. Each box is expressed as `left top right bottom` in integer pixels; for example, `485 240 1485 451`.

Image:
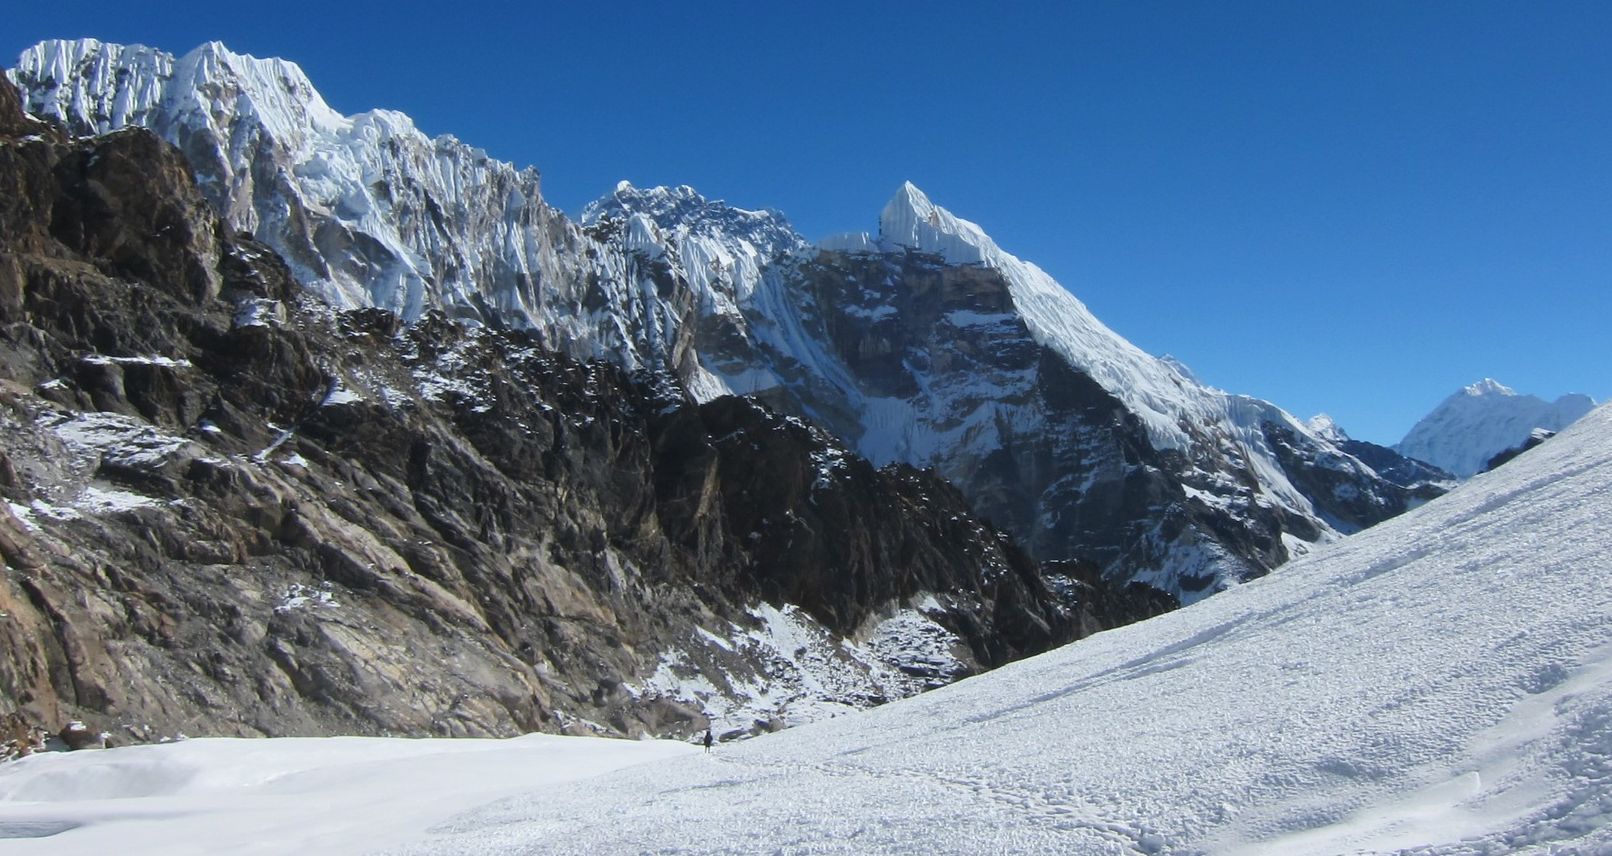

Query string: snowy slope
864 181 1223 453
811 183 1422 592
395 403 1612 855
5 407 1607 855
0 735 693 855
1398 378 1596 478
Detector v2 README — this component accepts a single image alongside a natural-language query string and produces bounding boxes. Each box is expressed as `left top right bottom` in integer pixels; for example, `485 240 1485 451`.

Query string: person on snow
702 728 714 753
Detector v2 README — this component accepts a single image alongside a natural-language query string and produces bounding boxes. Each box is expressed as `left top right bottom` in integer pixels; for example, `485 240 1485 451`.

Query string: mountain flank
0 77 1168 741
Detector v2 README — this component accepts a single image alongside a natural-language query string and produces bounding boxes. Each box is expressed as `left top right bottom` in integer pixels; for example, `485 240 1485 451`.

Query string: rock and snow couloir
9 38 1444 601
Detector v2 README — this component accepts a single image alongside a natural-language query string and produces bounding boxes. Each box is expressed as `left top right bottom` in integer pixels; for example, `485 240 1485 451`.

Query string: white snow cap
1463 377 1515 397
1306 413 1349 443
836 183 1322 468
877 181 989 265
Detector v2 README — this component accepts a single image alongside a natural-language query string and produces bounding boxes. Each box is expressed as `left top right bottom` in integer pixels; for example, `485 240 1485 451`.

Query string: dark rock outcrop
1483 428 1555 474
1333 437 1454 491
1261 421 1447 534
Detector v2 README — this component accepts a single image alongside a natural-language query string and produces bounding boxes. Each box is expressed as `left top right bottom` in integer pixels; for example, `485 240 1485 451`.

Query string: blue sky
7 2 1608 444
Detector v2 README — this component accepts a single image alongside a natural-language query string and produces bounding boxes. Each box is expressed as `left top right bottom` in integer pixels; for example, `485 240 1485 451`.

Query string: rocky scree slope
9 38 1444 601
0 78 1167 741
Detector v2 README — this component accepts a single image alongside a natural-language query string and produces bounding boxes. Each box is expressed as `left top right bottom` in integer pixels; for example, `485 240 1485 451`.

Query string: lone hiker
702 728 714 753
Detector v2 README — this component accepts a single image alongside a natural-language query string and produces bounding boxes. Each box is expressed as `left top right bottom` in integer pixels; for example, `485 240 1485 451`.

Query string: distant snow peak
1307 413 1349 443
1398 379 1597 478
582 182 805 257
1463 377 1515 397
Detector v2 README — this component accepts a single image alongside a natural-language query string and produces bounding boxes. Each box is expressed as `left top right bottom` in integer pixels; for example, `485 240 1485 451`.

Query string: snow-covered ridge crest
10 38 344 139
9 37 574 325
833 181 1240 453
833 183 1345 473
584 181 805 258
1306 413 1349 443
579 181 815 401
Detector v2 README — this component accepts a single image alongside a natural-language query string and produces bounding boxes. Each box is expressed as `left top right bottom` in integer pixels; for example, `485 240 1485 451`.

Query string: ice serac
1397 378 1597 478
579 182 811 401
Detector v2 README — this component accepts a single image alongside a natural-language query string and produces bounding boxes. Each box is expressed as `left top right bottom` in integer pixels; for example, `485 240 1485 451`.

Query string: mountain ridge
1 73 1176 740
9 37 1446 600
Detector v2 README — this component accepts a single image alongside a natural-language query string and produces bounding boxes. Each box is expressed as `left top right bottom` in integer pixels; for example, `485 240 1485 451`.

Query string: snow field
0 734 696 855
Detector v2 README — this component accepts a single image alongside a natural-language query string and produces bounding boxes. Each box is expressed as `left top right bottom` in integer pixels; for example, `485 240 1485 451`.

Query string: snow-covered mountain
591 180 1443 599
1398 378 1596 478
5 403 1608 855
1 81 1134 743
4 38 664 363
1309 412 1455 488
8 38 1442 600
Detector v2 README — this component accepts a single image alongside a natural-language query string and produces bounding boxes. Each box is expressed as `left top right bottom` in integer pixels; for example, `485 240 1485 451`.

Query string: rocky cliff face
0 77 1166 742
8 38 1446 604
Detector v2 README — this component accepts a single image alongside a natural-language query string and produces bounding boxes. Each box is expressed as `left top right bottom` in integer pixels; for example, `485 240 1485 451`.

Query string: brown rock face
0 80 1162 740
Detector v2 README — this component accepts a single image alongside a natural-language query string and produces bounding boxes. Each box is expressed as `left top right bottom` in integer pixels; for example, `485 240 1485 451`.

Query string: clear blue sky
8 1 1609 444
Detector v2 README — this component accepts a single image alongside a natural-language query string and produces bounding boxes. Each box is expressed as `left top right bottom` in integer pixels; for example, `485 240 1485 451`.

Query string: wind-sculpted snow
386 404 1612 855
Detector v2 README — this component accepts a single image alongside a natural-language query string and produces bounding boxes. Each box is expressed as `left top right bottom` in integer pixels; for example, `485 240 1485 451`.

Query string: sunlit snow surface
0 735 695 855
4 407 1609 853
